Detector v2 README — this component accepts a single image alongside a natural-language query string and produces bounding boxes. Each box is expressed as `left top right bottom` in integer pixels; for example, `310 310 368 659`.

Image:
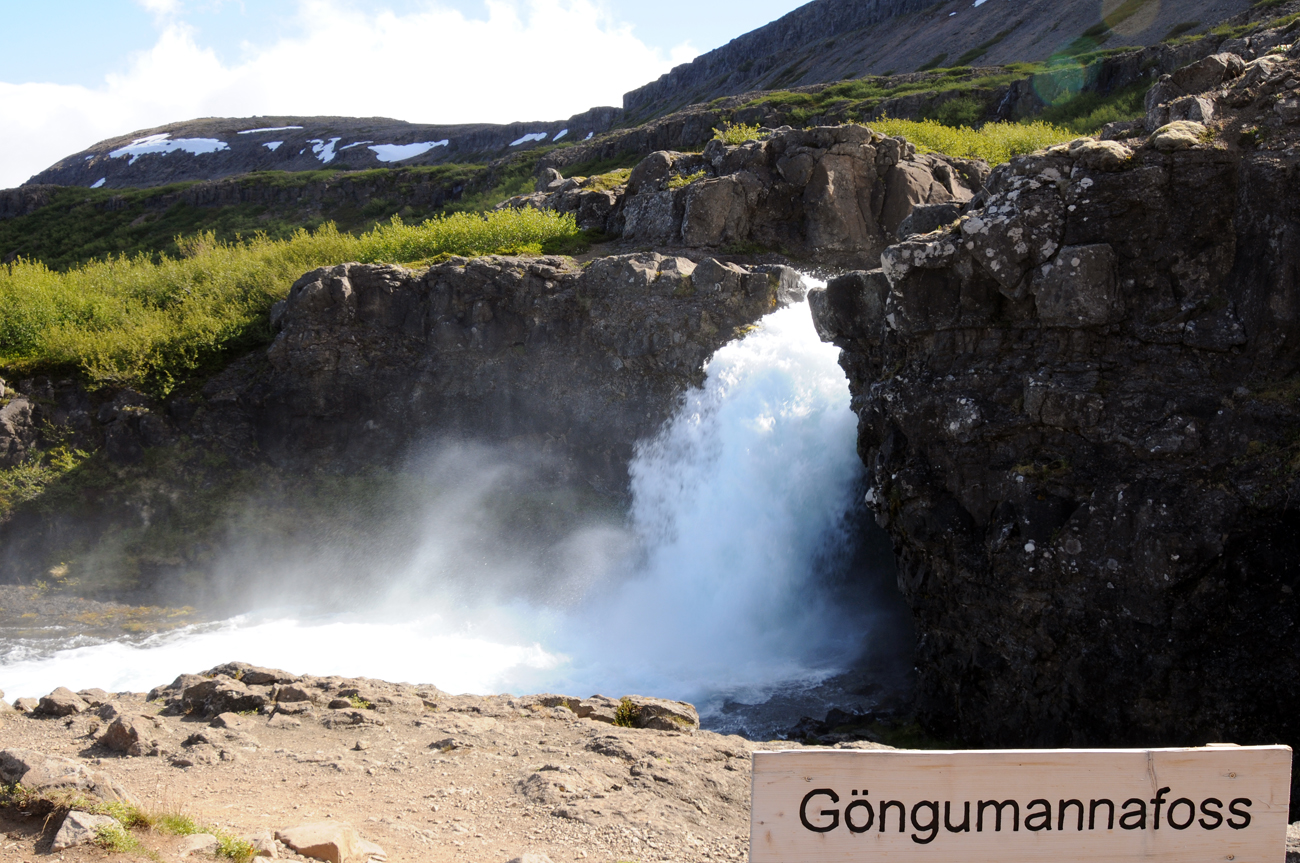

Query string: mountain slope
24 109 618 191
622 0 1254 120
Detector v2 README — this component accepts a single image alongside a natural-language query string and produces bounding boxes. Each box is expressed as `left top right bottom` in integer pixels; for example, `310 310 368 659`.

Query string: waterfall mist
0 291 911 734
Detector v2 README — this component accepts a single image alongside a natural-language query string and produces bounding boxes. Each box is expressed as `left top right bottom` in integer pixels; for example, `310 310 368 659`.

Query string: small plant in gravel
349 695 374 710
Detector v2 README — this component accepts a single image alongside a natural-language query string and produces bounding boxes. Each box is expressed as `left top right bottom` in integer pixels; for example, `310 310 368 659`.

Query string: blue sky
0 0 806 187
4 0 806 86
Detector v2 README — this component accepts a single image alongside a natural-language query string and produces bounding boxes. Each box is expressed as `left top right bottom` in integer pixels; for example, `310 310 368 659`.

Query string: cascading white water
0 287 877 724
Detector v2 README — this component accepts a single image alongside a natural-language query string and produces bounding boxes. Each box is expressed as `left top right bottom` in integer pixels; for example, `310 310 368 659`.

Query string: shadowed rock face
192 253 804 491
811 65 1300 798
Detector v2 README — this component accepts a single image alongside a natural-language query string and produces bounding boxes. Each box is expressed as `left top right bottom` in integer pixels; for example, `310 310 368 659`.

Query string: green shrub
713 122 767 145
870 118 1075 165
929 95 987 127
0 209 581 395
613 697 641 728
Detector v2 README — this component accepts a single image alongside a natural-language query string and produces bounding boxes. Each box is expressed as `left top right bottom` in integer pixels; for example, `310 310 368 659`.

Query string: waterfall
0 287 889 730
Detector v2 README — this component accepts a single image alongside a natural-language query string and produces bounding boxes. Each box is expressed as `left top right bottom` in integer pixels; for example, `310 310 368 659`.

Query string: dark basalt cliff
812 52 1300 786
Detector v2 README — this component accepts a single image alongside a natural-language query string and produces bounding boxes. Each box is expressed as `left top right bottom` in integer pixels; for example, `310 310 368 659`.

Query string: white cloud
0 0 696 188
136 0 182 17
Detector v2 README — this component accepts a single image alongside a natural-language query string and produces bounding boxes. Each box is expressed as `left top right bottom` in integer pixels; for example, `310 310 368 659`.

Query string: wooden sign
750 746 1292 863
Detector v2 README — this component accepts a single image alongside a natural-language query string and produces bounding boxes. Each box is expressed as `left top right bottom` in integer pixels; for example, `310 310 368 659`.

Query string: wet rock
36 687 88 717
0 397 35 468
51 811 120 851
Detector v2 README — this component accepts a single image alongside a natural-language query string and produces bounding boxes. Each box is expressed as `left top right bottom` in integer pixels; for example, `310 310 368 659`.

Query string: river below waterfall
0 286 909 739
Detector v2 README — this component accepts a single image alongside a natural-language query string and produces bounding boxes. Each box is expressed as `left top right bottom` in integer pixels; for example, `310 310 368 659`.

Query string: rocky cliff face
812 51 1300 780
511 126 987 265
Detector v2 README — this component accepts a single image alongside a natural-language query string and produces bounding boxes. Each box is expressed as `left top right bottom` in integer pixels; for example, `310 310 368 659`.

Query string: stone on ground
178 833 220 857
100 714 171 757
1150 121 1207 151
0 747 136 802
277 821 381 863
507 855 555 863
36 686 88 716
51 810 120 851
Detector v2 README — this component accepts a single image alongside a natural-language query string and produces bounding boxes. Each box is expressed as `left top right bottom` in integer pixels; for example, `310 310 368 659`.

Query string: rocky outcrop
189 253 806 489
511 126 986 264
812 50 1300 798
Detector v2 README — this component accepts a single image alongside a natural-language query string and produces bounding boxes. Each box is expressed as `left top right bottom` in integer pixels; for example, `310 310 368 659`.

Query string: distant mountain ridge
24 108 619 191
14 0 1260 191
622 0 1253 119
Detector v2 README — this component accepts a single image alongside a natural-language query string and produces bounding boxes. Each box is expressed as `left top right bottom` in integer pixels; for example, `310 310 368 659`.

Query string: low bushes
0 209 581 395
870 118 1076 165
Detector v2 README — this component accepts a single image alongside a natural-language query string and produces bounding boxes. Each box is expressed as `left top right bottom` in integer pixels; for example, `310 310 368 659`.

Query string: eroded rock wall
513 126 987 266
812 87 1300 759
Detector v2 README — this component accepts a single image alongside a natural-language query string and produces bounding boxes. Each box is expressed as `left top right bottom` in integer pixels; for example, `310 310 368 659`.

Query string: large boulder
180 676 267 716
100 714 172 757
276 822 383 863
51 811 121 851
35 687 88 717
0 748 136 803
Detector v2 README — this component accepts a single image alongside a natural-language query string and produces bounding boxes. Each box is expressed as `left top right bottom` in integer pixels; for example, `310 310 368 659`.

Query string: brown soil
0 670 880 863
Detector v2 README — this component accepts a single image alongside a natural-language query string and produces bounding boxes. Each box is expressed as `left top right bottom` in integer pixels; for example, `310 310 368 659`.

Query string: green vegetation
1163 21 1202 40
0 165 484 272
583 168 634 192
666 169 707 189
614 697 642 728
871 118 1076 165
349 695 374 709
1 784 252 861
713 122 767 145
916 53 949 72
1034 82 1148 133
0 208 580 395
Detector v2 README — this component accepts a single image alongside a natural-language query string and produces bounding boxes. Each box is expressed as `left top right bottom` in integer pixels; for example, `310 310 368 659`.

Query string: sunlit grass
0 209 580 395
870 118 1077 165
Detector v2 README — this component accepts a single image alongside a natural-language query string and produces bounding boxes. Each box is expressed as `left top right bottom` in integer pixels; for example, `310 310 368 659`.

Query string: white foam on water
90 178 106 189
369 141 449 162
108 134 230 165
0 614 561 698
237 126 305 134
264 142 283 152
0 285 871 711
510 132 548 147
